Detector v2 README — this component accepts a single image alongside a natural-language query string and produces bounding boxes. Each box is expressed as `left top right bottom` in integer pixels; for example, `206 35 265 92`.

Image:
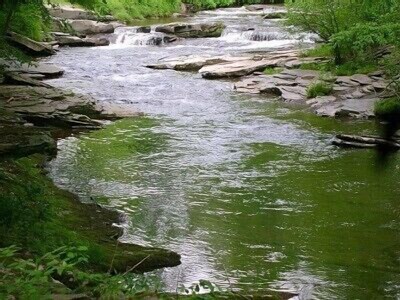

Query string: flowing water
45 6 400 299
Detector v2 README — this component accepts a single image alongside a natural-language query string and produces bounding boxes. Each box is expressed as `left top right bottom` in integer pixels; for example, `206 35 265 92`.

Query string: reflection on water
46 6 400 299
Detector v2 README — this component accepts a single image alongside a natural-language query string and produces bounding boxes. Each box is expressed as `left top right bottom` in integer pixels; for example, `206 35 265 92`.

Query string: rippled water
45 6 400 299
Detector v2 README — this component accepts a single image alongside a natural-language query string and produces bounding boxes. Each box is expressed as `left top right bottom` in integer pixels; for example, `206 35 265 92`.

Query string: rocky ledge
146 49 325 77
146 49 387 119
234 69 386 119
0 62 138 157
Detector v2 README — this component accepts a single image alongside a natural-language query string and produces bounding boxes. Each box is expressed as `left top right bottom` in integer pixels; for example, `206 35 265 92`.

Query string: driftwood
332 134 400 150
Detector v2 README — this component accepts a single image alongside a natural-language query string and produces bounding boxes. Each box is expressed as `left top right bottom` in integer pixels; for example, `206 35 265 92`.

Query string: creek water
45 6 400 299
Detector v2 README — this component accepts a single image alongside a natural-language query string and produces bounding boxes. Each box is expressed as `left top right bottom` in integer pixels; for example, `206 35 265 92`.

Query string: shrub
306 81 333 98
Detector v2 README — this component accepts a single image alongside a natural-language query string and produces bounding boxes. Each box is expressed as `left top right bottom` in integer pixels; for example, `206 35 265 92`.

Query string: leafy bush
0 245 162 299
306 81 333 98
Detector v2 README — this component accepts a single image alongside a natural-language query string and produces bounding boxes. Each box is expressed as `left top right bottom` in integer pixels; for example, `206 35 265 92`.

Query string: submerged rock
155 22 225 38
136 26 151 33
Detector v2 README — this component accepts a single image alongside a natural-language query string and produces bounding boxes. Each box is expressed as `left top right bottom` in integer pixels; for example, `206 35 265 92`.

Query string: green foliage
306 81 333 99
301 44 332 58
286 0 400 65
0 159 51 246
0 245 161 299
374 98 400 117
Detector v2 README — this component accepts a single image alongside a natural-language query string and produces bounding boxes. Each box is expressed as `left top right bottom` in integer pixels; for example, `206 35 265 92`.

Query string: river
45 6 400 299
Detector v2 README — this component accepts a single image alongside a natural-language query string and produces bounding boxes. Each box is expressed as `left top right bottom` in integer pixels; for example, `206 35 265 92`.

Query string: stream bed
45 6 400 299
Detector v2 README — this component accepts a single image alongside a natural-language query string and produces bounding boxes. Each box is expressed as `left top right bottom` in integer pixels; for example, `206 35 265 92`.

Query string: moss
306 81 333 99
0 155 181 273
263 67 284 75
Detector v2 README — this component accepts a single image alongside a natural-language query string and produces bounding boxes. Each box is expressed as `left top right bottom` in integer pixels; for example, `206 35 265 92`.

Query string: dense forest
1 0 400 298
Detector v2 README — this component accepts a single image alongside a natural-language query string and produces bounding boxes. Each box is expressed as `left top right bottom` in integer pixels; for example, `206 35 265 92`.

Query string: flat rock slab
4 62 64 79
155 22 225 38
147 55 253 71
54 34 110 47
6 32 55 57
200 59 278 78
234 69 386 118
0 85 138 128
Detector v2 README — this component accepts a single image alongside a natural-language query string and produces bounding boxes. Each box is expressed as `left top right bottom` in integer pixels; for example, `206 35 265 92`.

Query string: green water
45 6 400 297
49 102 400 299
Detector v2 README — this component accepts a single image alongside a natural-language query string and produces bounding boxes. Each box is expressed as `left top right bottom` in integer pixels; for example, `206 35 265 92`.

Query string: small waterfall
220 27 287 43
113 27 174 46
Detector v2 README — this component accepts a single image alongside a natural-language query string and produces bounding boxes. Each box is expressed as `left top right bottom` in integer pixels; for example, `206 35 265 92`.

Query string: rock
332 134 400 149
67 20 115 35
3 72 51 87
350 74 373 85
51 17 71 33
55 34 110 47
336 76 360 86
281 69 319 80
54 35 86 46
6 32 55 57
136 26 151 33
48 6 97 20
372 81 386 91
155 22 225 38
82 37 110 46
316 97 377 119
147 55 251 71
4 62 64 79
263 11 287 19
200 59 279 79
245 5 267 11
172 13 190 18
0 125 57 158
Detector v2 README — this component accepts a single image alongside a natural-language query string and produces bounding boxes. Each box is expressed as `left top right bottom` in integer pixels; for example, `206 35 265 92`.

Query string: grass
306 81 333 98
374 97 400 117
299 60 378 76
301 44 332 58
263 67 284 75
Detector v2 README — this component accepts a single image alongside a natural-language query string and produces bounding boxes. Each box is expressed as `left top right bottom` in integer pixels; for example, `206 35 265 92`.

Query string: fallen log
332 134 400 149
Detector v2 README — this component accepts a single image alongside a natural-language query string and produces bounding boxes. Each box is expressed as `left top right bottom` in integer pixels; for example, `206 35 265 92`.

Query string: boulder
67 20 115 35
6 32 55 57
263 11 287 19
350 74 373 85
136 26 151 33
155 22 225 38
